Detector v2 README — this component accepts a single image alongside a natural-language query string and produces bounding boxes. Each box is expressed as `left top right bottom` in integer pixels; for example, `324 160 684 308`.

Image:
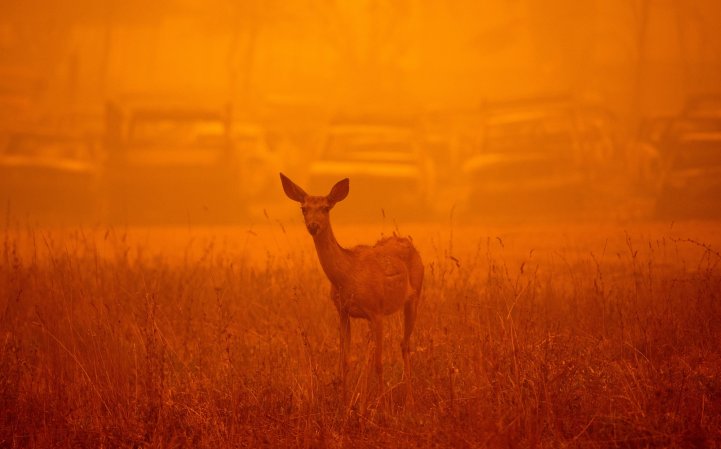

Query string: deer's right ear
280 173 307 203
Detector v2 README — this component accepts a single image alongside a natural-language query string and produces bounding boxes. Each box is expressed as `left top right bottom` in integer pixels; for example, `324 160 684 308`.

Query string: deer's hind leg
370 316 384 394
401 293 418 404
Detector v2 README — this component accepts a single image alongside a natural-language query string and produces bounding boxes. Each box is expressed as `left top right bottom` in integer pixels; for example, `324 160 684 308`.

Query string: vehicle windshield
129 118 226 148
484 113 575 154
323 129 416 162
4 135 91 160
673 133 721 169
668 118 721 138
234 134 262 153
685 97 721 119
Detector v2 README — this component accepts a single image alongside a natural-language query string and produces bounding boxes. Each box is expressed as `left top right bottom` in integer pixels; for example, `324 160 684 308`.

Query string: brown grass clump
1 222 720 448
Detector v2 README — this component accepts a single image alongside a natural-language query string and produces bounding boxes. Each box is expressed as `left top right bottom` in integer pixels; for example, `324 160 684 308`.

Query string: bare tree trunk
631 0 650 127
673 0 690 98
227 1 260 111
100 0 114 101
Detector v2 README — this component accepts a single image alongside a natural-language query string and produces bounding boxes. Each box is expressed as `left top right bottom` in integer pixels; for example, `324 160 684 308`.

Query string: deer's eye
322 206 330 213
301 207 308 214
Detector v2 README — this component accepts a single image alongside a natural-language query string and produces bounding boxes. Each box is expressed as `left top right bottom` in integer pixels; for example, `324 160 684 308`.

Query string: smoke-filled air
2 1 721 448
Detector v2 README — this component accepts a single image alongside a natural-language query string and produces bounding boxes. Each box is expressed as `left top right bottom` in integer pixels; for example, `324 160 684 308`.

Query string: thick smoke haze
1 0 720 224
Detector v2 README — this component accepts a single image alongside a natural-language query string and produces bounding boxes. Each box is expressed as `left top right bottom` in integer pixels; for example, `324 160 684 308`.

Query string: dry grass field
1 219 721 448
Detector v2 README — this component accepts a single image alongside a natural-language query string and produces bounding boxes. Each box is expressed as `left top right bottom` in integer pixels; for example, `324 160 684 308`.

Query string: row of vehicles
1 102 281 224
1 96 719 224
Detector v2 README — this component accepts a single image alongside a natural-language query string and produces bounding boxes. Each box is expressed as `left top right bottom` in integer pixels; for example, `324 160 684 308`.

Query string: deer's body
318 233 421 318
280 173 423 403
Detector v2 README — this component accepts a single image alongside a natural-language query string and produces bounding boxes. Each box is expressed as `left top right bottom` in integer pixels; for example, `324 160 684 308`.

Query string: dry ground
1 218 721 448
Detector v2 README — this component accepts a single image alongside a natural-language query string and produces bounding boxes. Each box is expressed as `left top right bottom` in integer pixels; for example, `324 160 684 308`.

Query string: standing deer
280 173 423 403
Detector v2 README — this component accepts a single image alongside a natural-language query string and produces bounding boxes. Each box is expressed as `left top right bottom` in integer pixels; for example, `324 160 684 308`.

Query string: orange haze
1 0 720 225
3 3 721 447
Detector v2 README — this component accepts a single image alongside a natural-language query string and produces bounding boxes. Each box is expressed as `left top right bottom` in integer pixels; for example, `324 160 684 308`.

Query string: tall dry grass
1 221 720 448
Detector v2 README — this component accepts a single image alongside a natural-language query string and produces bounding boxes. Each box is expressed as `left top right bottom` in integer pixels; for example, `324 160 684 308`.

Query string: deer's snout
307 222 320 235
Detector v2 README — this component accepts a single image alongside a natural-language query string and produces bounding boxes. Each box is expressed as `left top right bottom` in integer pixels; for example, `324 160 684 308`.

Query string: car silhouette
460 101 616 219
306 121 435 220
651 99 721 219
103 103 245 224
0 130 101 223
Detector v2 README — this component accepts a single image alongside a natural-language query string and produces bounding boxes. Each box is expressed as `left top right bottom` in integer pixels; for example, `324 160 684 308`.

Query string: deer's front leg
339 311 350 403
370 316 384 393
332 286 351 402
402 297 418 404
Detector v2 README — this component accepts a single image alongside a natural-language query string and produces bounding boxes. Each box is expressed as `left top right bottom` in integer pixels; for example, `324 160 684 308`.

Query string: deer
279 173 424 404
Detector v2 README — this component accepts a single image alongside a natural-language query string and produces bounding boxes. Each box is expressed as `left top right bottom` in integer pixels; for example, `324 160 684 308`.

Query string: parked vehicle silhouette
0 130 101 223
103 102 244 224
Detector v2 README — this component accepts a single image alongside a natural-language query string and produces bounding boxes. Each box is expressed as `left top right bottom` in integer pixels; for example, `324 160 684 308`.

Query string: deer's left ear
327 178 349 206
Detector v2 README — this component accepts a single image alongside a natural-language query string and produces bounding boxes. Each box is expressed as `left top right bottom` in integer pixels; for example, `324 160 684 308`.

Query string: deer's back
352 236 419 271
340 236 423 317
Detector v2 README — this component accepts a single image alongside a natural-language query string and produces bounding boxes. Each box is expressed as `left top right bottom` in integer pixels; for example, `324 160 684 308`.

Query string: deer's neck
312 224 353 285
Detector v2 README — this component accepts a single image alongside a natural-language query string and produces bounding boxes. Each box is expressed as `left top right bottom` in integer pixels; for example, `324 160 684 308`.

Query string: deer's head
280 173 349 236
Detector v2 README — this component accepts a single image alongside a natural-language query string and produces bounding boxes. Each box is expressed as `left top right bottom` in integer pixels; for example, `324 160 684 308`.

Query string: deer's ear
280 173 307 203
328 178 349 206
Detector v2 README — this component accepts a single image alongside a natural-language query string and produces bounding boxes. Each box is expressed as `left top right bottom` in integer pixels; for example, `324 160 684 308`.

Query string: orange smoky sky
0 0 720 225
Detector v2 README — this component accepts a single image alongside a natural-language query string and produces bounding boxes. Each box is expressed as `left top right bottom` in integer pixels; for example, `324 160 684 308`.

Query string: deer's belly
341 287 408 318
346 304 371 319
